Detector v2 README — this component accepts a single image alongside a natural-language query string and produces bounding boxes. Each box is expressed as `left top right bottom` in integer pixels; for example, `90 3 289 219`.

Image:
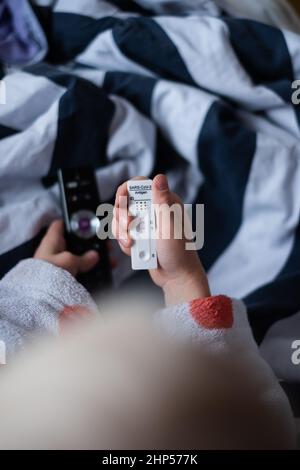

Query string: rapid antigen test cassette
127 180 157 270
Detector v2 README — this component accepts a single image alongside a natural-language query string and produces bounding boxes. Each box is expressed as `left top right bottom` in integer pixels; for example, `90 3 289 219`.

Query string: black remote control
58 167 112 294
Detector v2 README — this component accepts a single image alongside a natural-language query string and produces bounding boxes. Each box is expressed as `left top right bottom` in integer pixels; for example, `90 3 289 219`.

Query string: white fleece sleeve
156 296 259 353
156 295 296 447
0 259 96 358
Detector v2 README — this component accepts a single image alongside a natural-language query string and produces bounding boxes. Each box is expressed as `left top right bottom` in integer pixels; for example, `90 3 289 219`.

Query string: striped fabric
0 0 300 382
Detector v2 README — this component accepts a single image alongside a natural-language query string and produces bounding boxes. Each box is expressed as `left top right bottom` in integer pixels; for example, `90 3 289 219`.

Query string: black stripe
52 78 115 177
113 17 195 85
196 101 256 271
0 124 20 139
245 218 300 344
246 274 300 344
111 18 241 105
104 71 156 117
294 104 300 128
40 11 124 64
0 229 46 279
30 4 53 45
225 17 299 125
226 18 300 126
108 0 152 15
28 64 115 179
153 129 187 176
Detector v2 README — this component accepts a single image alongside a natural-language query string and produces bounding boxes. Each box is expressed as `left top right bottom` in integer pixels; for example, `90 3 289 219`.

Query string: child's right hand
113 174 210 306
34 220 100 277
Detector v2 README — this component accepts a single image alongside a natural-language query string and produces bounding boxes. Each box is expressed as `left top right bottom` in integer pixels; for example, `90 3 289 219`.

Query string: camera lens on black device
70 210 100 240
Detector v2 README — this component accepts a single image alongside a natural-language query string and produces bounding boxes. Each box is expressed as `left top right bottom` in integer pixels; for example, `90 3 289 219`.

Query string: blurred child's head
0 304 294 449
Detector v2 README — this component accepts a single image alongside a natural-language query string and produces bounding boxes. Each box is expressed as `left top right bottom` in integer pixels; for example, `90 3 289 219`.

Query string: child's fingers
112 211 131 256
152 174 182 207
77 251 100 274
117 242 131 257
119 209 133 243
54 250 100 276
115 182 128 209
115 176 147 209
152 174 184 240
113 206 133 247
152 174 171 205
112 207 122 241
114 177 148 255
115 184 130 240
35 219 66 257
114 183 127 238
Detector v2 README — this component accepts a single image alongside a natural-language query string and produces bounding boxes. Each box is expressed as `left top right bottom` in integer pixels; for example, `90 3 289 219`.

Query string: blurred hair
0 299 293 449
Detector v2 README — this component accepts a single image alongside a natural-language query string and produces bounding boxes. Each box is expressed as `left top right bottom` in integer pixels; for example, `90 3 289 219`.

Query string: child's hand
34 220 100 277
113 174 210 305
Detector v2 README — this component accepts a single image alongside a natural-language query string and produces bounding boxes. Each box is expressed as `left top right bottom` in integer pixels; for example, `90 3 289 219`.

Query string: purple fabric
0 0 46 65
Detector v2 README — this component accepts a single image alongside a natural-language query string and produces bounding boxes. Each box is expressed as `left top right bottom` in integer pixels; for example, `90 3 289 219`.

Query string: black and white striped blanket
0 0 300 383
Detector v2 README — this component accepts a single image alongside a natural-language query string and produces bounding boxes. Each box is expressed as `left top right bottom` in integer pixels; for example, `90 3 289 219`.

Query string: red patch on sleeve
59 305 91 333
190 295 233 330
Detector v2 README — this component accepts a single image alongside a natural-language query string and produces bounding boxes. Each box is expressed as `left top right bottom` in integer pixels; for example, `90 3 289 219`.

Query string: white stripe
264 105 300 140
76 29 156 77
260 311 300 383
283 29 300 80
0 100 60 178
236 106 300 144
107 95 156 182
55 0 117 17
152 80 216 166
166 165 203 204
107 84 204 204
0 71 65 131
136 0 219 15
208 132 300 298
217 0 300 34
0 183 60 254
54 0 138 19
155 16 287 111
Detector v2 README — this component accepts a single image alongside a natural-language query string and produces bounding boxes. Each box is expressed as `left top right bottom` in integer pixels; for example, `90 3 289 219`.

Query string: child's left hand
113 175 210 305
34 220 100 277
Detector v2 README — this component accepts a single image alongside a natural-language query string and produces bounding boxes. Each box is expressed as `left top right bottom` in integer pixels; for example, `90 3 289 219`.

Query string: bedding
0 0 300 384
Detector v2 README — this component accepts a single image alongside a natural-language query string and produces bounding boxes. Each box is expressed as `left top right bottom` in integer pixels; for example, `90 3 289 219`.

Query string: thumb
152 174 184 242
77 250 100 274
152 174 172 205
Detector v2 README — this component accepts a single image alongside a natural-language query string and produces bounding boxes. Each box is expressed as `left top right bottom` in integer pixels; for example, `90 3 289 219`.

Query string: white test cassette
127 180 158 270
